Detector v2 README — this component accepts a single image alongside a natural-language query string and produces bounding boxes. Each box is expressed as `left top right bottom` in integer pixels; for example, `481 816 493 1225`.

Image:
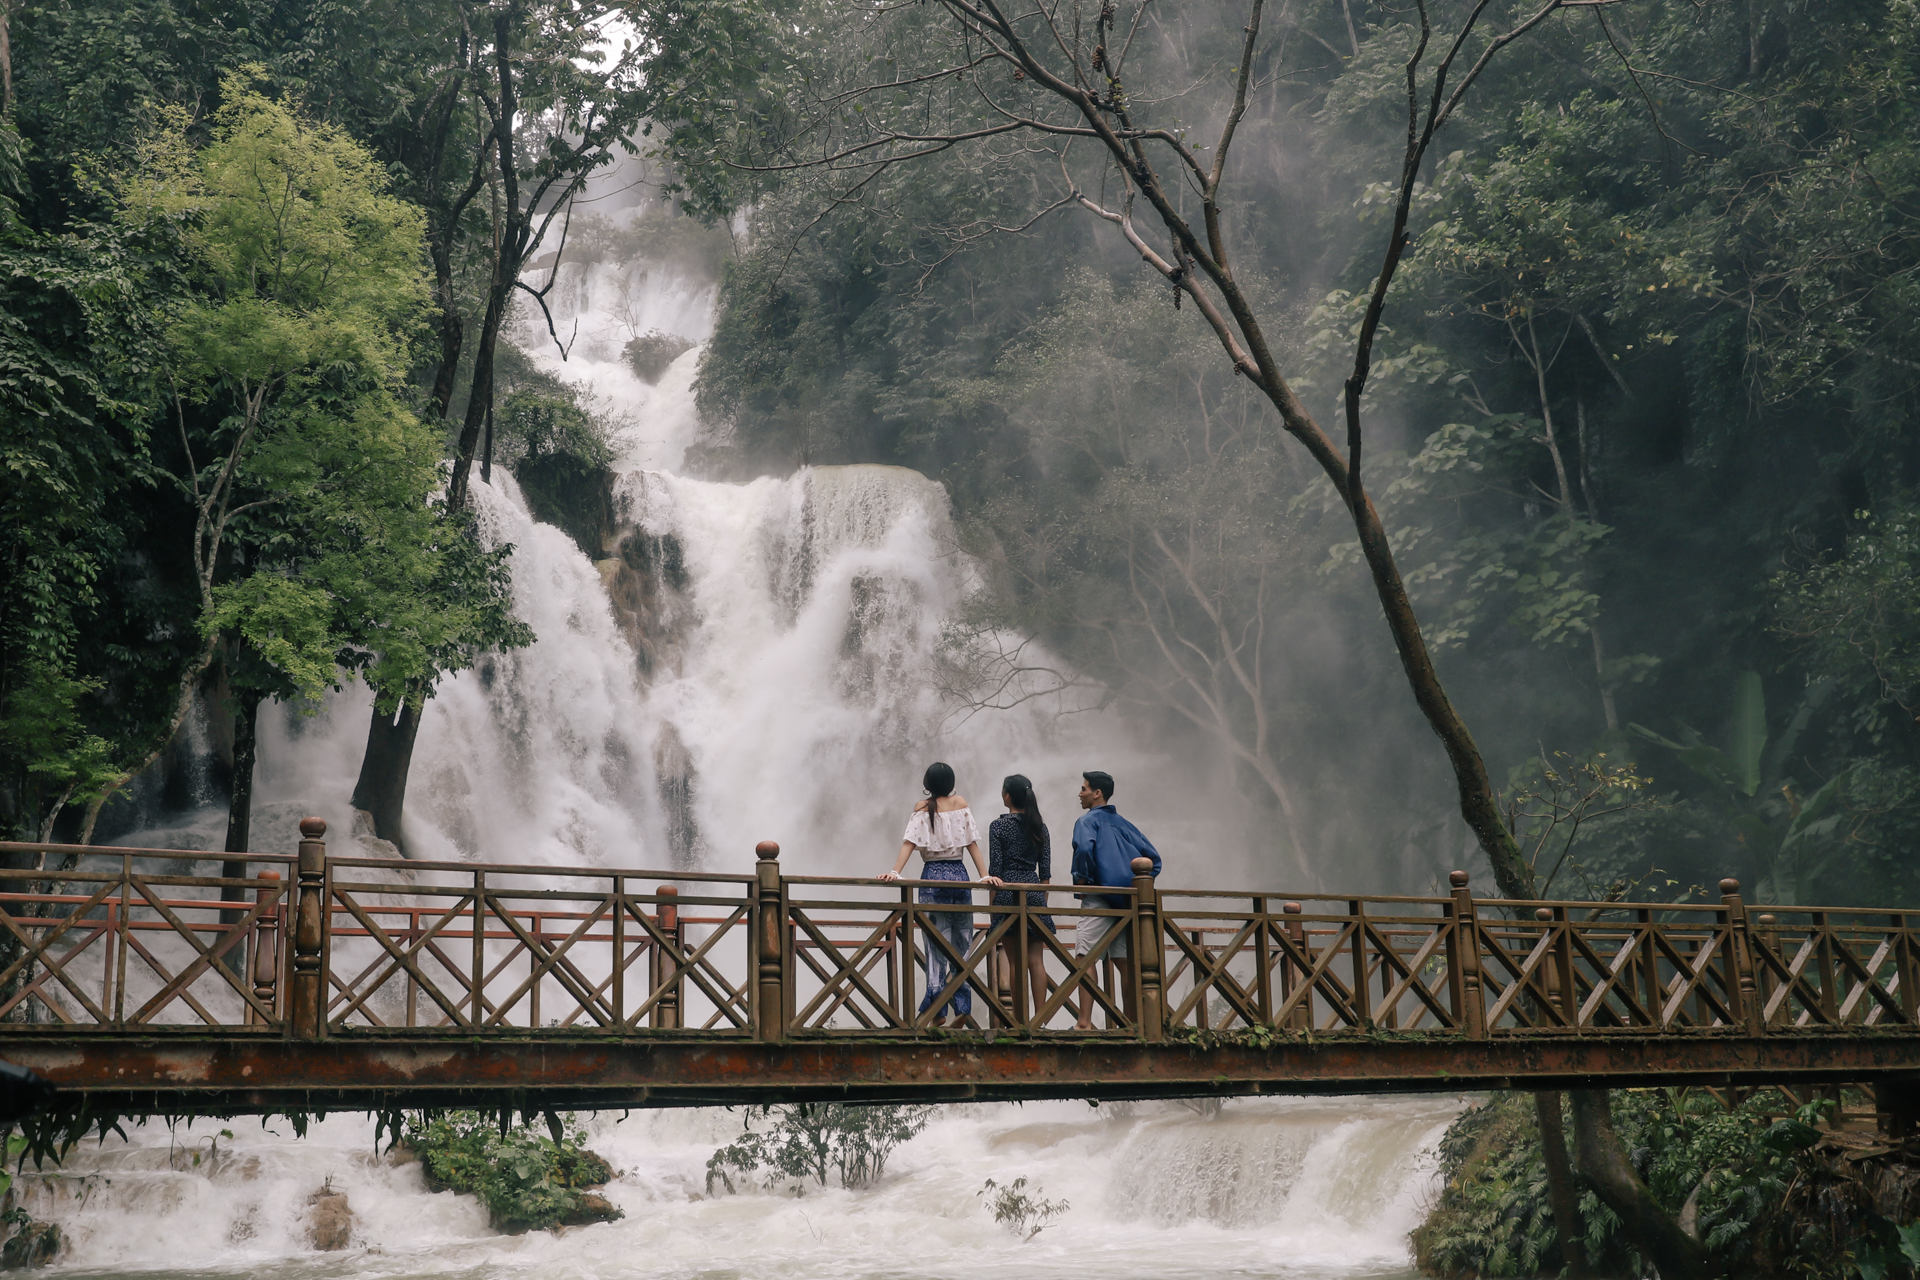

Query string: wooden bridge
0 819 1917 1116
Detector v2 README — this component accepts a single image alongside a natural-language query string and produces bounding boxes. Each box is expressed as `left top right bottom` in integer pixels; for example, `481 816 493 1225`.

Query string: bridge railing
318 855 758 1036
1 823 1915 1042
0 842 294 1030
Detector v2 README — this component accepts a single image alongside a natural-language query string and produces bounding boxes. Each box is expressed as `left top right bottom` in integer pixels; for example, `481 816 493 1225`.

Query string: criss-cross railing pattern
0 830 1916 1044
780 877 1139 1032
0 844 293 1030
321 859 757 1034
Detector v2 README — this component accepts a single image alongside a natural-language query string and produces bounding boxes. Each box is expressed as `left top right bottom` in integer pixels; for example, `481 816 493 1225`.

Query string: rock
348 809 404 861
307 1190 354 1251
385 1142 419 1168
0 1221 61 1270
561 1192 622 1227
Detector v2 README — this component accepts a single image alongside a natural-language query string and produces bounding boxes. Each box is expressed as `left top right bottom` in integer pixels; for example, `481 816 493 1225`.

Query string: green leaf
1897 1220 1920 1268
1729 672 1767 797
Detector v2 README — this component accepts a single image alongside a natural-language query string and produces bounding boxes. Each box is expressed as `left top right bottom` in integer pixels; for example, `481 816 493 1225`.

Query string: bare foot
1073 1021 1094 1031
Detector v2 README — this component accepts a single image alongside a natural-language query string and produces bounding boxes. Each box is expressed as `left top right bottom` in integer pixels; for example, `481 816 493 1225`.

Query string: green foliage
623 331 697 385
496 388 612 474
1413 1094 1577 1279
1776 509 1920 736
1631 675 1852 904
123 69 427 392
1500 750 1660 898
978 1176 1069 1241
705 1103 930 1194
0 113 173 836
120 71 527 724
1414 1089 1913 1280
408 1110 621 1235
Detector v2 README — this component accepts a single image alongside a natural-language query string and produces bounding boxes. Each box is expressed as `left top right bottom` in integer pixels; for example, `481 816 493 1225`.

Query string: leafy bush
1414 1090 1913 1280
409 1111 621 1234
623 330 696 384
705 1103 930 1194
1413 1093 1605 1279
979 1176 1069 1240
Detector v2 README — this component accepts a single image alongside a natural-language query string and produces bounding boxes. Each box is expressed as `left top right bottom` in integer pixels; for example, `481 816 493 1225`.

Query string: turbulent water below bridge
17 1096 1460 1279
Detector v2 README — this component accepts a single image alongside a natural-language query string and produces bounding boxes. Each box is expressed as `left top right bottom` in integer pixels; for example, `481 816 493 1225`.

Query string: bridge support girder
7 1033 1920 1115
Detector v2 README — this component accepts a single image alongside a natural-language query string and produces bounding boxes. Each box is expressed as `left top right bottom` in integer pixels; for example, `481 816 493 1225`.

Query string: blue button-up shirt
1070 805 1162 907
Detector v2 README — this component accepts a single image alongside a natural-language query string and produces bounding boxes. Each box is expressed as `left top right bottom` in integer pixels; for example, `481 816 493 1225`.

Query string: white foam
26 1097 1459 1277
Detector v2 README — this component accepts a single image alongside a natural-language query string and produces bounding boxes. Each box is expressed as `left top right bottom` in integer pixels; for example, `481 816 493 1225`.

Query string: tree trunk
1536 1090 1595 1280
481 383 495 486
350 698 422 853
1342 491 1536 899
1570 1089 1713 1280
221 689 262 868
219 689 262 972
446 11 525 512
1 0 13 117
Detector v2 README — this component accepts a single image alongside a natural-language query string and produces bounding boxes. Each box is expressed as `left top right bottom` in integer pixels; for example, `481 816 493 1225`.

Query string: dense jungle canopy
1 0 1917 910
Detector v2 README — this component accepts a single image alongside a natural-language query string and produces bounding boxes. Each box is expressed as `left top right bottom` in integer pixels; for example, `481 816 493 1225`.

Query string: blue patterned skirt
916 859 973 1017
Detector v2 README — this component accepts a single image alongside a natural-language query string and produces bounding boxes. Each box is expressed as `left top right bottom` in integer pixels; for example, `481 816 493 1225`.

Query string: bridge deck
1 823 1916 1112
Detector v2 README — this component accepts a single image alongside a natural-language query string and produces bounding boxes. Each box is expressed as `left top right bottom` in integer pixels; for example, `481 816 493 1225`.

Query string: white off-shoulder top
901 806 980 862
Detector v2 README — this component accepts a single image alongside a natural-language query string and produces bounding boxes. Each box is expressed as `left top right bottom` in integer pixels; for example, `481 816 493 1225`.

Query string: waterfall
76 204 1455 1279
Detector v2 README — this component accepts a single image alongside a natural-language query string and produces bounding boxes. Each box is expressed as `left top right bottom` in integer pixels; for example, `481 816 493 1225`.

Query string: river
18 1097 1460 1278
72 197 1463 1279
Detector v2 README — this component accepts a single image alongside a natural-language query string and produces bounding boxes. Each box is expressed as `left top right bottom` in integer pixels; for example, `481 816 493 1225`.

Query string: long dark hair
920 761 956 813
1002 774 1046 845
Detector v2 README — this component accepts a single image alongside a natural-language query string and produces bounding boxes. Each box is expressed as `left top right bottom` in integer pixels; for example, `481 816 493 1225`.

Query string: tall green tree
0 118 160 842
94 70 529 850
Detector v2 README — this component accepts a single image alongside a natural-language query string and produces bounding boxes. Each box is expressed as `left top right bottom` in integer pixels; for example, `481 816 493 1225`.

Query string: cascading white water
22 1098 1460 1278
84 202 1455 1278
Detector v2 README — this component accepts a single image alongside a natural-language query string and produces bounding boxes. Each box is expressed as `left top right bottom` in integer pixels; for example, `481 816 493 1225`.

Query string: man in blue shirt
1070 771 1161 1030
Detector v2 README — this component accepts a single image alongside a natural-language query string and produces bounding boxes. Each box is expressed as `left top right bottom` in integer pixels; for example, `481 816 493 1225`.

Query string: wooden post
1253 896 1272 1025
1448 872 1486 1039
249 871 281 1027
1349 899 1371 1028
1535 908 1564 1025
754 842 784 1042
654 885 680 1030
1755 913 1777 1027
1283 901 1309 1031
291 818 326 1040
1721 878 1760 1034
1894 912 1916 1025
1812 910 1839 1024
1132 857 1163 1042
1638 906 1662 1030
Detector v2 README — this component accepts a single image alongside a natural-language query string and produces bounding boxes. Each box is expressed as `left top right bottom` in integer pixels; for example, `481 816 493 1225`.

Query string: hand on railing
877 870 1005 886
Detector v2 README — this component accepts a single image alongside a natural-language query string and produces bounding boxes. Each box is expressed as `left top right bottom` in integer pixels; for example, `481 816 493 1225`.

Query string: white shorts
1072 906 1129 960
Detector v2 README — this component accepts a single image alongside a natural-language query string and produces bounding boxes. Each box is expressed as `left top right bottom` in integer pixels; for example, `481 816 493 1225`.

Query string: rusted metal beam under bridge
8 1033 1920 1115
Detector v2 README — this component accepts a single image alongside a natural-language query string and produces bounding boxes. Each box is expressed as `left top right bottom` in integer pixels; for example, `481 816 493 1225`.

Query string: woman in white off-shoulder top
879 762 1000 1026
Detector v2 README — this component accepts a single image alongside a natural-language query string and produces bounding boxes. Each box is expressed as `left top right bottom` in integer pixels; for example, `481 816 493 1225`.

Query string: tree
0 117 165 843
1776 511 1920 737
90 71 431 845
438 0 761 509
950 273 1321 879
675 0 1643 898
315 0 761 840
